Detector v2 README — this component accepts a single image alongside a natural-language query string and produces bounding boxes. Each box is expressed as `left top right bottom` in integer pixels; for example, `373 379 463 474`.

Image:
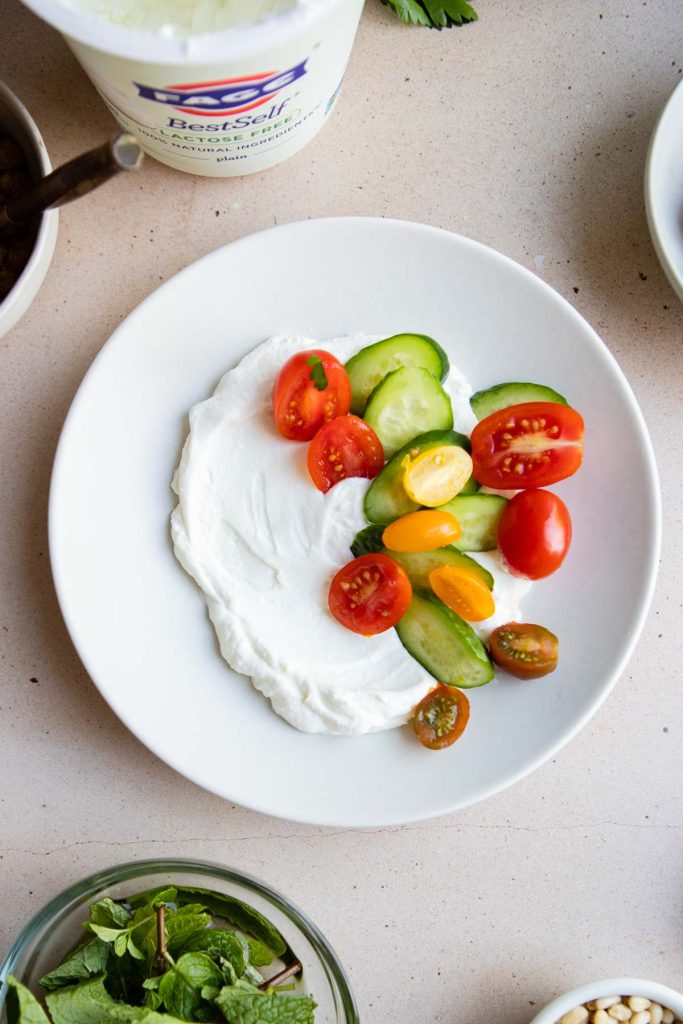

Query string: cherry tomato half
308 415 384 493
471 402 584 488
382 510 461 552
489 622 558 679
328 553 412 636
413 684 470 750
272 349 351 441
497 488 572 579
428 565 495 622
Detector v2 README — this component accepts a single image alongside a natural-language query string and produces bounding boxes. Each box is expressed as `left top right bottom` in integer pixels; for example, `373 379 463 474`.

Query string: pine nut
661 1011 673 1024
594 1011 612 1024
559 1008 589 1024
629 1001 652 1013
609 1006 632 1021
597 1001 622 1011
649 1005 663 1024
631 1013 651 1024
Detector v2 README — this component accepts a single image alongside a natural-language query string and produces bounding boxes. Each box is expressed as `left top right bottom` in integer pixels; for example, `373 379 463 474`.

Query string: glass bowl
0 858 359 1024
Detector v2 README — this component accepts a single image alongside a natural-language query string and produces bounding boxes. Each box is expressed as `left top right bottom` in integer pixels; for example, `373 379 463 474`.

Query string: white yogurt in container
19 0 365 176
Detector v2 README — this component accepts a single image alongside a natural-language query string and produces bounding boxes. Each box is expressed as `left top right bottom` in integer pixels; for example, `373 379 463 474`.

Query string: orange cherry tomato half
382 510 461 552
413 684 470 750
489 622 558 679
308 415 384 493
328 553 412 636
272 349 351 441
428 565 495 622
471 401 584 489
497 488 572 579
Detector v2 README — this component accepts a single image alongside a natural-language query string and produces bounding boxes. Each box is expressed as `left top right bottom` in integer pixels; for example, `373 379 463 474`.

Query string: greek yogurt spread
171 334 532 735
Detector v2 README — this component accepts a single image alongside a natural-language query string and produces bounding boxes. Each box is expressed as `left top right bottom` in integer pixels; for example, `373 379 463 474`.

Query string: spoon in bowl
0 131 143 231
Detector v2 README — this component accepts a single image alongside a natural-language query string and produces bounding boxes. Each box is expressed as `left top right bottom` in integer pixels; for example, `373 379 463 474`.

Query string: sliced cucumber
395 590 494 688
345 333 449 415
364 429 470 525
437 493 508 552
470 381 568 420
386 546 494 591
363 367 454 460
350 525 385 558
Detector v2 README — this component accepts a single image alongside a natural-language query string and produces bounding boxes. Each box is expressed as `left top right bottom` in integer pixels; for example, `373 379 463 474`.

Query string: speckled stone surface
0 2 682 1021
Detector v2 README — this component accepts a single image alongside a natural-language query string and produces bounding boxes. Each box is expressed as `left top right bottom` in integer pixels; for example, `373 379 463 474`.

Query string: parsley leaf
381 0 477 27
305 356 328 391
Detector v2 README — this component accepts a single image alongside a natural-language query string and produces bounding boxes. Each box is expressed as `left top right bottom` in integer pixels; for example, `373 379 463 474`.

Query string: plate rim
645 77 683 303
48 216 663 827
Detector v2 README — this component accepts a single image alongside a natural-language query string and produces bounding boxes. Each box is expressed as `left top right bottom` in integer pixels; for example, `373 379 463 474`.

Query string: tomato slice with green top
471 401 584 488
272 349 351 441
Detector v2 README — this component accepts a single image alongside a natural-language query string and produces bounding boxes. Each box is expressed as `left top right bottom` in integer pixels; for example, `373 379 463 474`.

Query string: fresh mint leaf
381 0 477 26
180 930 246 976
215 982 316 1024
246 940 274 968
90 898 132 928
39 938 110 990
165 913 213 960
45 975 186 1024
128 888 287 959
85 922 125 943
5 976 51 1024
158 953 224 1021
305 356 328 392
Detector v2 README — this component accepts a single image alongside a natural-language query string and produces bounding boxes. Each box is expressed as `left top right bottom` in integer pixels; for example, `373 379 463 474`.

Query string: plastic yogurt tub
19 0 365 177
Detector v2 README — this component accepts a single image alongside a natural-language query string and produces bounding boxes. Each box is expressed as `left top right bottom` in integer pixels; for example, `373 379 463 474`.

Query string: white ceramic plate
645 78 683 301
49 218 660 827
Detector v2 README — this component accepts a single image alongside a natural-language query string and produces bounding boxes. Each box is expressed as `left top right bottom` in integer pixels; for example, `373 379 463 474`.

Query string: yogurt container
19 0 365 176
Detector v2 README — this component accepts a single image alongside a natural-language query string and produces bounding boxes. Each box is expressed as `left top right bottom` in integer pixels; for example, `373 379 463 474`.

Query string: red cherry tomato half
497 488 572 579
272 349 352 441
471 402 584 488
413 684 470 750
489 622 559 679
308 415 384 493
328 553 412 636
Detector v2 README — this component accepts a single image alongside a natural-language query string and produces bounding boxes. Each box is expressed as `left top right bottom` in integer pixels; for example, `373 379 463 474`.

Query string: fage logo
134 59 308 117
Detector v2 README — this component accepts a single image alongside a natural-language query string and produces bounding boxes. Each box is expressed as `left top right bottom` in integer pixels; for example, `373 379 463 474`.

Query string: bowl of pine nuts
528 980 683 1024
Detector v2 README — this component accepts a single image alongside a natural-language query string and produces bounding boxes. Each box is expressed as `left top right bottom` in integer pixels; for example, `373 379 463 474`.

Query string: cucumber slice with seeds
470 381 568 420
363 366 454 459
348 526 494 590
437 493 508 552
345 333 449 415
364 429 471 525
395 590 494 688
387 546 494 592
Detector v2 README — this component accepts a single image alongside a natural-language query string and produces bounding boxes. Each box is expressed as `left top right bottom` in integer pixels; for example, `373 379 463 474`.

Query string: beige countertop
1 1 682 1021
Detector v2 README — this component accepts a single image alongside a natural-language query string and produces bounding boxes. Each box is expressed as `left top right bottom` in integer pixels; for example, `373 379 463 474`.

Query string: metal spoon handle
0 132 143 229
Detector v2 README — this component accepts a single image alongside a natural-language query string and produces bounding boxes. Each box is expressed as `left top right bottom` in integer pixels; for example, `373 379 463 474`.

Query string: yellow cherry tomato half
382 510 461 552
402 445 474 507
428 564 496 622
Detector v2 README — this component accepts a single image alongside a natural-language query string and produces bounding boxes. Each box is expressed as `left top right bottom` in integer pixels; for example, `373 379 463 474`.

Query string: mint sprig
381 0 478 27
